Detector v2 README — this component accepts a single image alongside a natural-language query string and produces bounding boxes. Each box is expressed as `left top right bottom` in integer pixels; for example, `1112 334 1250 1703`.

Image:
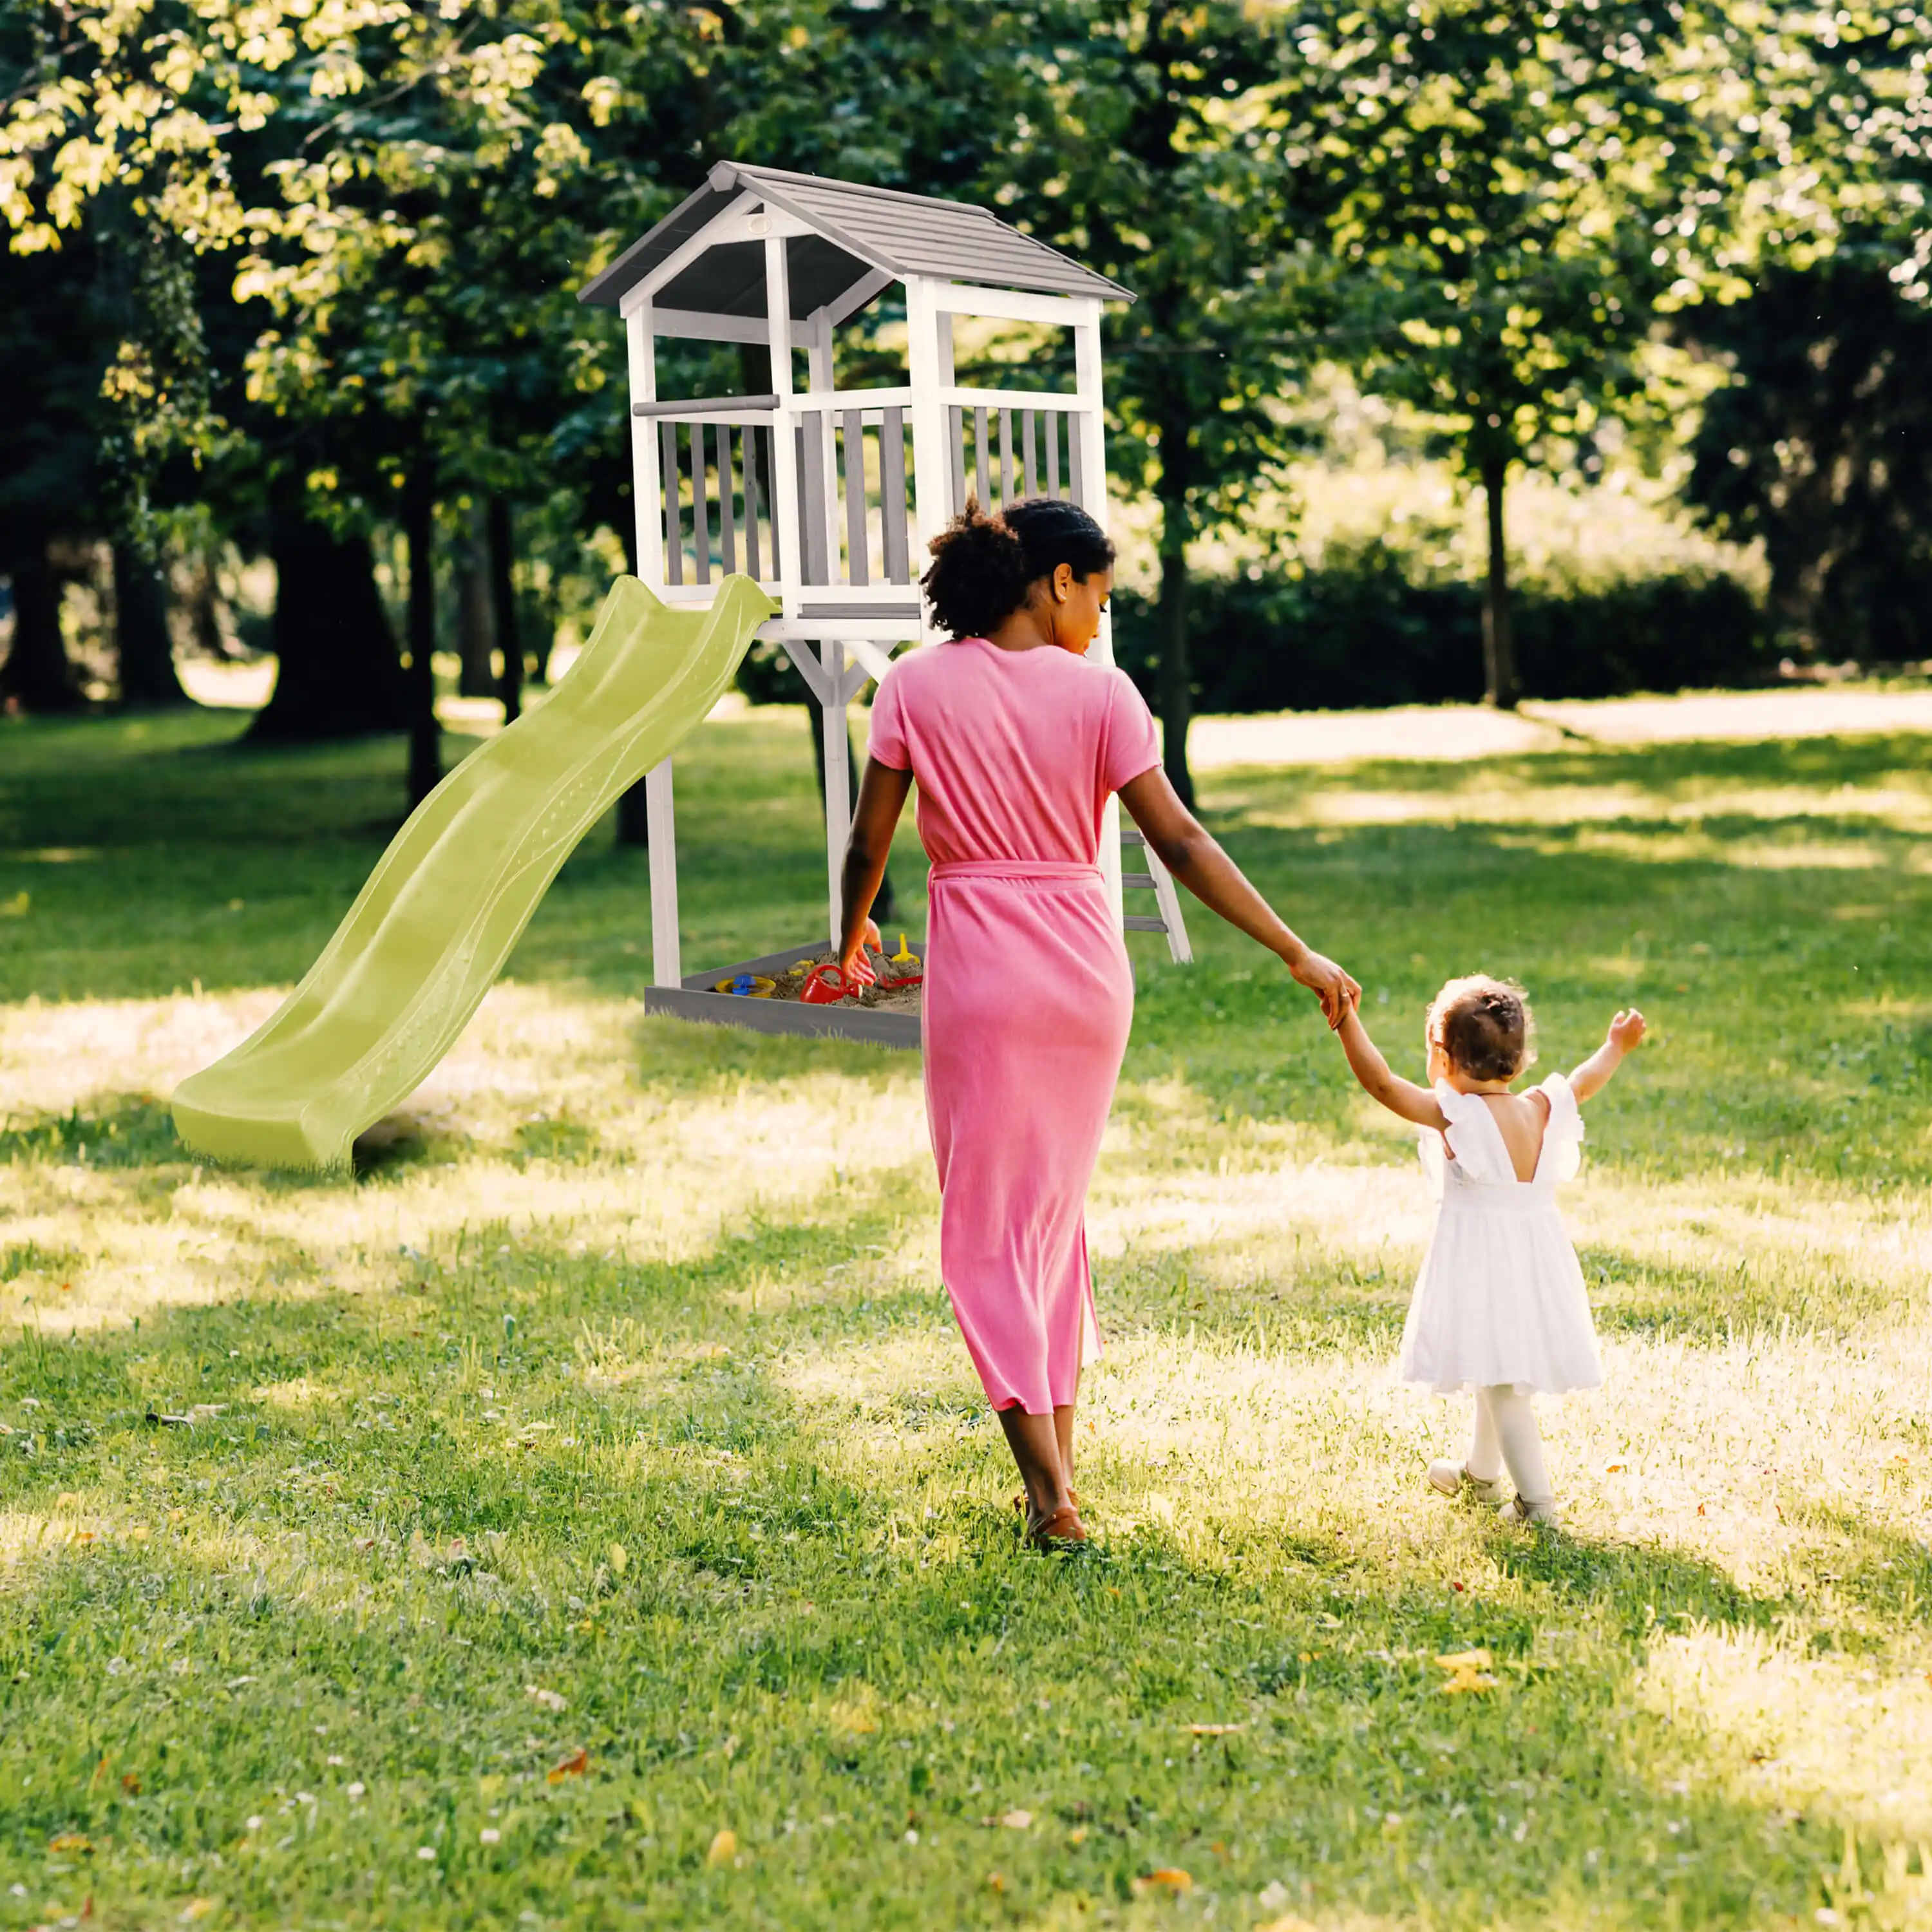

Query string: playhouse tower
580 162 1188 1041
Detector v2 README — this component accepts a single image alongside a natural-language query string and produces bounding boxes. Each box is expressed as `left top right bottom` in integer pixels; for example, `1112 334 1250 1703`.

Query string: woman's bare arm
1336 1003 1448 1130
837 757 914 981
1116 765 1360 1027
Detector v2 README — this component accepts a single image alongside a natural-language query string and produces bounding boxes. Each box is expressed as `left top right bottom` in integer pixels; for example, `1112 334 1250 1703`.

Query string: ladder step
1123 914 1170 933
1122 871 1157 890
1121 828 1146 846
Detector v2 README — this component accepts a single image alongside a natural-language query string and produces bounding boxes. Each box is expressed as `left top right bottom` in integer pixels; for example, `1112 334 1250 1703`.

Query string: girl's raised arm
1569 1008 1647 1103
1336 1001 1448 1130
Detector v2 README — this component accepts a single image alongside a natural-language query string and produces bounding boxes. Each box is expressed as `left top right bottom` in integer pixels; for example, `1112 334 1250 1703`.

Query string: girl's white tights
1466 1385 1553 1507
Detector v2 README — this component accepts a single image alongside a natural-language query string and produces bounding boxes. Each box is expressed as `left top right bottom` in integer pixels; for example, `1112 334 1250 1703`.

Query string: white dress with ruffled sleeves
1397 1072 1604 1396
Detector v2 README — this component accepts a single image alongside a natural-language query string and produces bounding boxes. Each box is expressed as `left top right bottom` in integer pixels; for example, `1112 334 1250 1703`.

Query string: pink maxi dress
867 637 1161 1415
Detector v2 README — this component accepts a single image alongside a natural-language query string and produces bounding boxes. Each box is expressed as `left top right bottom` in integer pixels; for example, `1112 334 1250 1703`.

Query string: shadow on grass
0 1093 187 1169
1581 1243 1915 1339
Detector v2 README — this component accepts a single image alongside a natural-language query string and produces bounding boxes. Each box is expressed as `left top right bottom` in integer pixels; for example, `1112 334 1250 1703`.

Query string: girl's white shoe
1501 1494 1560 1528
1427 1460 1510 1508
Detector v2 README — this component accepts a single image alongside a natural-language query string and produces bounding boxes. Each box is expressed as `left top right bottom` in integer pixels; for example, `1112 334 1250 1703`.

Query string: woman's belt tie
929 860 1103 884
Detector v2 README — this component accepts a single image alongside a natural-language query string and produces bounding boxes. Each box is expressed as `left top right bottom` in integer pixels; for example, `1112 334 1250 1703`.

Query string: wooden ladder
1121 827 1193 965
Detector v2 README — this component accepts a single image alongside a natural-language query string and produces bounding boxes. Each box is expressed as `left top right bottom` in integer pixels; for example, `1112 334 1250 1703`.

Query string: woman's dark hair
1428 974 1537 1083
920 497 1115 639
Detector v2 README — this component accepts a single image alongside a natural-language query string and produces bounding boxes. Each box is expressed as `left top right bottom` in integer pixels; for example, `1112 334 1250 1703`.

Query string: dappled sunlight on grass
1643 1627 1932 1839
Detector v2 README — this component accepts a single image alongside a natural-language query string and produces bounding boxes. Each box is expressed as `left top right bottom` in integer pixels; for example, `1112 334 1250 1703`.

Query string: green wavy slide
173 574 776 1171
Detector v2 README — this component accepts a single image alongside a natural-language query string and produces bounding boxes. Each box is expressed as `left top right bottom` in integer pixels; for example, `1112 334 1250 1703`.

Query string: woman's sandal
1012 1488 1079 1516
1024 1502 1089 1549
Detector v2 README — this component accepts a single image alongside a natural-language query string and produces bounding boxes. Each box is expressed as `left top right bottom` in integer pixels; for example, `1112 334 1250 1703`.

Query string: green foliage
1685 257 1932 662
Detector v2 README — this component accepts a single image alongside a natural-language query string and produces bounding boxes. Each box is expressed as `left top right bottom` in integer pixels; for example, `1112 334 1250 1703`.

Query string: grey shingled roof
578 160 1132 314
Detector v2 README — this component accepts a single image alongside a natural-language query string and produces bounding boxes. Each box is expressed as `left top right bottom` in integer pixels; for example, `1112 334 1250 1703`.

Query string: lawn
1 697 1929 1931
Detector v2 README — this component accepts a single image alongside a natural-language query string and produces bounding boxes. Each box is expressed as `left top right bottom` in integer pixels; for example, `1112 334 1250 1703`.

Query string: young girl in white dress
1334 974 1646 1525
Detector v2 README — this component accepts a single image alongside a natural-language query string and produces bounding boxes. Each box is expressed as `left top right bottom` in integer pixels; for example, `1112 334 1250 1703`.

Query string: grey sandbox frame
641 942 923 1048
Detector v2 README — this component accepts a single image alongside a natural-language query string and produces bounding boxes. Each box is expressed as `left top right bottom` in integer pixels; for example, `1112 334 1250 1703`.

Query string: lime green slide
173 574 776 1171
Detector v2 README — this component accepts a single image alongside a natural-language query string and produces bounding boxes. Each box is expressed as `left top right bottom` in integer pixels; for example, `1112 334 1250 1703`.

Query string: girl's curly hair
1427 974 1537 1083
920 497 1115 639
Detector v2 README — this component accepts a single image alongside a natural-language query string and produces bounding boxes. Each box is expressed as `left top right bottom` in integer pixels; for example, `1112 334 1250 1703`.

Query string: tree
1686 256 1932 661
1270 3 1778 707
1005 1 1312 804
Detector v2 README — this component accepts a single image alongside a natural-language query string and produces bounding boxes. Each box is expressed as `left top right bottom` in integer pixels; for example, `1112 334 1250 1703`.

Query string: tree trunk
1155 432 1195 808
615 775 652 847
454 501 496 698
489 495 522 726
113 542 191 708
811 697 894 922
1479 451 1519 710
251 501 408 740
1 536 82 712
404 469 442 807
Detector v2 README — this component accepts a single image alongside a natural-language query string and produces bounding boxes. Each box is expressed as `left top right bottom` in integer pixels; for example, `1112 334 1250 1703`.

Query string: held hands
1607 1007 1647 1054
1287 948 1362 1030
838 918 884 988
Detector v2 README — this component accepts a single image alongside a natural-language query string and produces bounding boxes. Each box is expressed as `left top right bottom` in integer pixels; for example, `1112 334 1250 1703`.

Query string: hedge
1109 553 1772 713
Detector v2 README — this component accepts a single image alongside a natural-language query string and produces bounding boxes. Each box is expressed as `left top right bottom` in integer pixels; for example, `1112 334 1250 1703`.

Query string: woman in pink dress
837 500 1357 1547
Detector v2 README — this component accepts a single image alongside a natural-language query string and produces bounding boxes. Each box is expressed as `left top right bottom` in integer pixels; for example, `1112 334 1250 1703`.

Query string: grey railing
945 402 1086 518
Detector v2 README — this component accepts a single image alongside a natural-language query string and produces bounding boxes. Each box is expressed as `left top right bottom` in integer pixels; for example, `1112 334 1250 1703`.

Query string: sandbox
641 940 925 1047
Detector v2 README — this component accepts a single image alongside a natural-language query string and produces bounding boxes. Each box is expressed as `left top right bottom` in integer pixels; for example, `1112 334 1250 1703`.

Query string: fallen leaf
1434 1648 1499 1695
49 1832 93 1853
547 1748 589 1784
999 1810 1032 1830
121 1774 142 1795
608 1542 629 1577
706 1827 737 1867
525 1685 567 1712
1068 1827 1089 1846
1132 1868 1193 1896
1188 1723 1245 1736
983 1872 1006 1893
1604 1461 1628 1475
178 1899 215 1922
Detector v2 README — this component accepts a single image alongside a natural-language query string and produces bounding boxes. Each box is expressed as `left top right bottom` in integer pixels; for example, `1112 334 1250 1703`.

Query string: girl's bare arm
1336 1003 1448 1130
1569 1008 1647 1103
1117 766 1359 1027
837 757 915 981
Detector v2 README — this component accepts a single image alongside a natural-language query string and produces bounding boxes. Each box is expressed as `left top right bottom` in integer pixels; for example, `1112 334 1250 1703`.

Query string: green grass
2 700 1930 1930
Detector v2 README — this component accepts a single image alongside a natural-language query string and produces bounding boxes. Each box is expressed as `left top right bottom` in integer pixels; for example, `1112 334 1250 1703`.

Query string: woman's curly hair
1427 974 1537 1083
920 497 1115 639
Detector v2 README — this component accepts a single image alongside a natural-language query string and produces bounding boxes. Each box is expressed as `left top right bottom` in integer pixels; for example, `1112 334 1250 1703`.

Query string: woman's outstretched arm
1117 765 1360 1027
838 757 915 982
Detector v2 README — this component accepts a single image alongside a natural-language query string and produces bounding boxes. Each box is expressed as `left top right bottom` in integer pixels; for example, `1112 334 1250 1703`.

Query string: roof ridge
719 160 991 219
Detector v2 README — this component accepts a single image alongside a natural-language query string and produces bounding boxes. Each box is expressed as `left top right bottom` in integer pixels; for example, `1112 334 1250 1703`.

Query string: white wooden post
806 316 840 578
905 278 949 645
626 296 683 987
625 301 664 588
1072 298 1126 929
764 234 799 604
645 764 680 987
821 639 851 951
